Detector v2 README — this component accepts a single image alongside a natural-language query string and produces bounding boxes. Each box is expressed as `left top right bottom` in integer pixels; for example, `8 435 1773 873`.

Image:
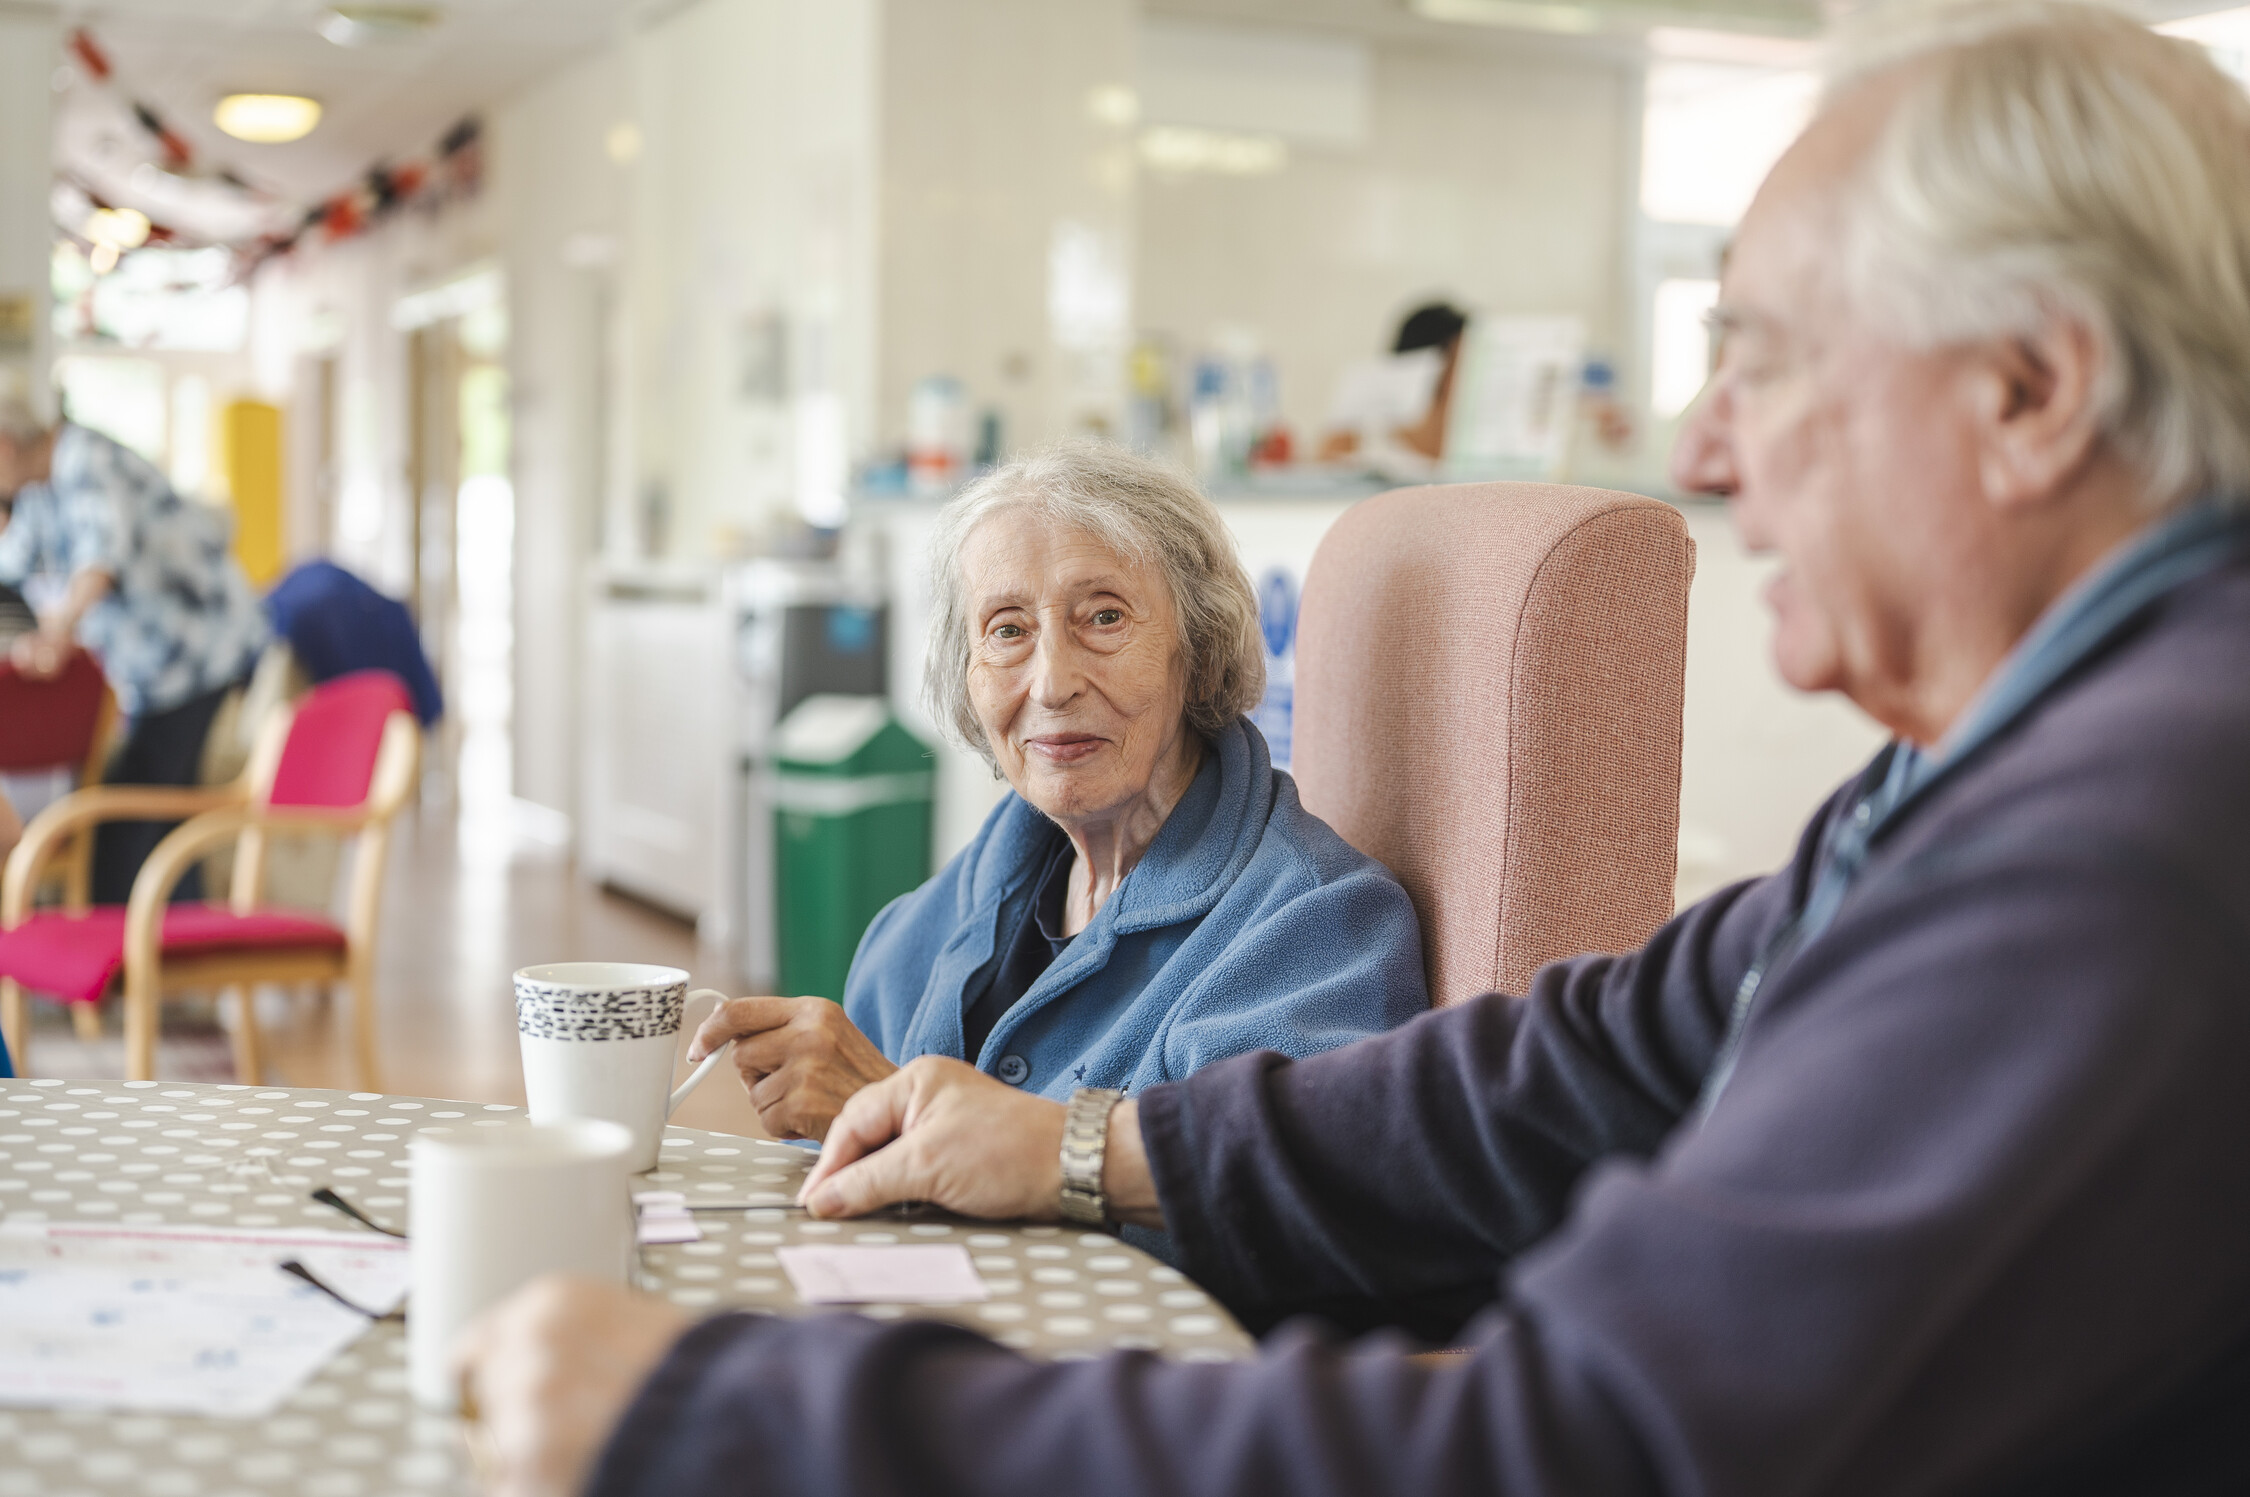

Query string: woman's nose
1028 627 1086 707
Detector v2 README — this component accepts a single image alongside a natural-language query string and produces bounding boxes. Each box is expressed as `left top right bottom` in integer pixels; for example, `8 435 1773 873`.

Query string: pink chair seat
0 906 348 1004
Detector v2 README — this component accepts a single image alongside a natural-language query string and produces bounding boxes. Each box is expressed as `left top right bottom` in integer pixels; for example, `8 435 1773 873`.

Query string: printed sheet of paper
776 1243 989 1305
0 1222 410 1418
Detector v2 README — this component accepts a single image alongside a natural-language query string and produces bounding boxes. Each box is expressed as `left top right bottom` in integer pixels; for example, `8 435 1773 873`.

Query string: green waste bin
771 695 936 1001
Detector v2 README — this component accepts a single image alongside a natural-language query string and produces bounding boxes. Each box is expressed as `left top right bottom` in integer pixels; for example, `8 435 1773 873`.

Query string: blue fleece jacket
843 716 1427 1099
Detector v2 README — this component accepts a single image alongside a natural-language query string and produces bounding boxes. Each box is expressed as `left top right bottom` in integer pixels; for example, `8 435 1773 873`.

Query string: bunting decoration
59 27 484 281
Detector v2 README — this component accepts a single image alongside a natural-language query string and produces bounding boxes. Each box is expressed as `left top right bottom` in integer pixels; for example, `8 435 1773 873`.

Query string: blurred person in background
0 395 269 901
1318 299 1469 471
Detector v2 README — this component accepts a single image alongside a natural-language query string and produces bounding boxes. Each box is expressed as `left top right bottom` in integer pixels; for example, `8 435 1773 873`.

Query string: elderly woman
690 444 1425 1141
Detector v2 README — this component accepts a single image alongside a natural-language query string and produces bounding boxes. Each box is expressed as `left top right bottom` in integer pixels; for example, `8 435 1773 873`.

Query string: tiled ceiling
56 0 649 240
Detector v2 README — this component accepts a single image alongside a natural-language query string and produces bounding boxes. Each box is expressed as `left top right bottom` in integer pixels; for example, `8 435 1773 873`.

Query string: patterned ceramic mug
513 962 734 1172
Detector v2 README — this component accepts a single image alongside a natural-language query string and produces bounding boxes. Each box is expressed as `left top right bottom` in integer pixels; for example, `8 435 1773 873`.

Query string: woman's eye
992 623 1023 640
1092 609 1122 626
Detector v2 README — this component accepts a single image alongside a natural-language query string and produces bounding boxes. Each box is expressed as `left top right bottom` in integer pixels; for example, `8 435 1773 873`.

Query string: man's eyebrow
1705 304 1755 335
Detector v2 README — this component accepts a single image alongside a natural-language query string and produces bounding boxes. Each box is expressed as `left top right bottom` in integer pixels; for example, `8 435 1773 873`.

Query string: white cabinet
580 573 734 936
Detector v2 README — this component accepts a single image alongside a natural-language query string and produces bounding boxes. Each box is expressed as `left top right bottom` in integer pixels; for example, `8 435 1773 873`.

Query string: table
0 1079 1254 1497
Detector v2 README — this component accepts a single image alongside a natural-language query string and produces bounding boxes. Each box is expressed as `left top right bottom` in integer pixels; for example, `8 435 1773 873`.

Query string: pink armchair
0 670 420 1083
1291 482 1695 1007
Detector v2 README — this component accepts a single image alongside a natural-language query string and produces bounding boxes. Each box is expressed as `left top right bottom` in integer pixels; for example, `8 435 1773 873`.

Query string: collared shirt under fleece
587 507 2250 1497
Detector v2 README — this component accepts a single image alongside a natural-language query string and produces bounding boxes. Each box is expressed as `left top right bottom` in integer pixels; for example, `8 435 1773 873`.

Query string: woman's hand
453 1276 690 1497
688 996 898 1142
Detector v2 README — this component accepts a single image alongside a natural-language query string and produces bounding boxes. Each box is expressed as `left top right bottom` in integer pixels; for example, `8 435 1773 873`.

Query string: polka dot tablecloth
0 1079 1253 1497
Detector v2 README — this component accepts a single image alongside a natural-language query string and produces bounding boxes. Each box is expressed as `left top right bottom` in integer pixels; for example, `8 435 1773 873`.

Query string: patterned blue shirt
0 423 269 716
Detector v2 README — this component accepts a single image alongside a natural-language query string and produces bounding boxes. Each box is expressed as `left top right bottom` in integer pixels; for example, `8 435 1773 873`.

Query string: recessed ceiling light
215 93 323 144
319 5 443 47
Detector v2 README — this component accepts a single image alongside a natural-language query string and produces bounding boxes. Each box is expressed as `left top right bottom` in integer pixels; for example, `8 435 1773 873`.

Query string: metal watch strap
1057 1087 1124 1226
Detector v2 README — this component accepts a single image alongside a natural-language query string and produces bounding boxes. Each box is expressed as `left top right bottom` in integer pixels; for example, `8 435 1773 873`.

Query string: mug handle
667 988 734 1118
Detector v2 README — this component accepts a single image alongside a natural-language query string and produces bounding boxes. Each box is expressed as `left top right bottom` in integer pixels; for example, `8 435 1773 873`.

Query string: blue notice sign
1258 568 1298 659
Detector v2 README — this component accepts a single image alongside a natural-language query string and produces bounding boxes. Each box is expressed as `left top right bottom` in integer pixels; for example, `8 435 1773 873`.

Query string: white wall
1135 36 1636 446
877 0 1138 455
493 41 632 819
0 4 57 414
495 0 882 823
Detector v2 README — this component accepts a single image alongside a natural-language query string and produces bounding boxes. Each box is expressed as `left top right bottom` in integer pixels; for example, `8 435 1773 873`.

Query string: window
2158 7 2250 85
1650 279 1720 419
1641 59 1817 227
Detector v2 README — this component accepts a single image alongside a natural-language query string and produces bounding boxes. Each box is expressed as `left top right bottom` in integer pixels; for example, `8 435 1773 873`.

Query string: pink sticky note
775 1244 990 1304
637 1216 700 1245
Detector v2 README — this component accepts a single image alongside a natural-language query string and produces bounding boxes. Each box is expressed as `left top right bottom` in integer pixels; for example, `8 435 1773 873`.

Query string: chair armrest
119 804 367 974
2 785 249 925
125 805 373 912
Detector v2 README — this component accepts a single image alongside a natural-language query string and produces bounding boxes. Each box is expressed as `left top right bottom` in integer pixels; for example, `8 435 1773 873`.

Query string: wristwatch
1058 1087 1125 1225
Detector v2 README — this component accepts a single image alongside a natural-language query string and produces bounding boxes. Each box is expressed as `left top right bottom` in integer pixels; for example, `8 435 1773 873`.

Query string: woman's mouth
1025 734 1105 765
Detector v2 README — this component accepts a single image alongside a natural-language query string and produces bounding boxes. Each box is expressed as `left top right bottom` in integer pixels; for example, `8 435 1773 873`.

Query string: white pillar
0 3 57 414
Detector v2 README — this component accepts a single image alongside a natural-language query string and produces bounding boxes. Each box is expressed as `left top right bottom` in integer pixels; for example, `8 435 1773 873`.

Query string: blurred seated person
461 8 2250 1493
686 443 1426 1145
1317 300 1468 473
0 578 33 643
0 396 269 901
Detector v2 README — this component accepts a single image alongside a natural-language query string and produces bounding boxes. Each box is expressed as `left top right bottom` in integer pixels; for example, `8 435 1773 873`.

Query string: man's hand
687 996 898 1142
799 1057 1071 1220
8 628 70 680
453 1276 691 1497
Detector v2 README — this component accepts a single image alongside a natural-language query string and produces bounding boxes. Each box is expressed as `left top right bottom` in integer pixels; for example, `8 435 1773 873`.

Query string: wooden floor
14 796 775 1140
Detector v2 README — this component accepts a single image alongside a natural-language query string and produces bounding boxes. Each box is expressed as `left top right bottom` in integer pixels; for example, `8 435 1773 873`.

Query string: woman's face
961 511 1191 828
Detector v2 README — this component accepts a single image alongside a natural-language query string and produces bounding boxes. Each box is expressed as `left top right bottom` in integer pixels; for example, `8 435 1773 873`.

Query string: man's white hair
922 441 1265 768
1826 0 2250 508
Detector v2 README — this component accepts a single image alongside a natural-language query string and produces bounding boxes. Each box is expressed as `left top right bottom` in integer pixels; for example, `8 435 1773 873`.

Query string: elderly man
460 4 2250 1492
0 399 268 899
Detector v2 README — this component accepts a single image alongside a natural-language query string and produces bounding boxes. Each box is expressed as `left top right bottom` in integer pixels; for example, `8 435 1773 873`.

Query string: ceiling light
86 207 151 250
1139 127 1287 176
215 93 323 144
319 5 443 47
1086 84 1140 128
1412 0 1820 37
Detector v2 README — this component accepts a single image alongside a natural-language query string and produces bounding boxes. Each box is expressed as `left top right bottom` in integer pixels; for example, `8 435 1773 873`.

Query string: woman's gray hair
923 442 1266 764
1826 0 2250 509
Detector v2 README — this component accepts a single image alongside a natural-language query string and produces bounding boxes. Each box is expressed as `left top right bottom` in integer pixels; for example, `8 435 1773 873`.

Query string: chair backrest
0 651 112 777
261 670 417 809
1292 482 1694 1007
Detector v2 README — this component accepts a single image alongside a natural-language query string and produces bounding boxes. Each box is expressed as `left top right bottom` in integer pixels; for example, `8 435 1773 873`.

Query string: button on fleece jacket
842 714 1428 1099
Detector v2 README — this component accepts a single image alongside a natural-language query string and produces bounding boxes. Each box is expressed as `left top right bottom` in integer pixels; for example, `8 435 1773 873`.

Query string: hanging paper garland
61 26 484 278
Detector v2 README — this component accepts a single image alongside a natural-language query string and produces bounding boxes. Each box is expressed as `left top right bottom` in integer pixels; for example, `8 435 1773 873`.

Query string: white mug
514 962 736 1173
408 1117 637 1411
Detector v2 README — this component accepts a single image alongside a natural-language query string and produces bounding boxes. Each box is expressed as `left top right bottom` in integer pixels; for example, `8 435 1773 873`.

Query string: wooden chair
0 671 419 1083
0 650 120 1030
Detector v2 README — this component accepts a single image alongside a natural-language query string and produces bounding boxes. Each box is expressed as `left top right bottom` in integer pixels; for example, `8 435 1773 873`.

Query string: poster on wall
1442 314 1585 483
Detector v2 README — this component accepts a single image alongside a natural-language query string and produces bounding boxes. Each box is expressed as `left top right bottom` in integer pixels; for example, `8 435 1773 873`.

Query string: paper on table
633 1191 701 1245
0 1222 411 1419
776 1243 989 1305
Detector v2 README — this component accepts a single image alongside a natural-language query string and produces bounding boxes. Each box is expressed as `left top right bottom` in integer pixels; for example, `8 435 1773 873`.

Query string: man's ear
1973 315 2106 512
